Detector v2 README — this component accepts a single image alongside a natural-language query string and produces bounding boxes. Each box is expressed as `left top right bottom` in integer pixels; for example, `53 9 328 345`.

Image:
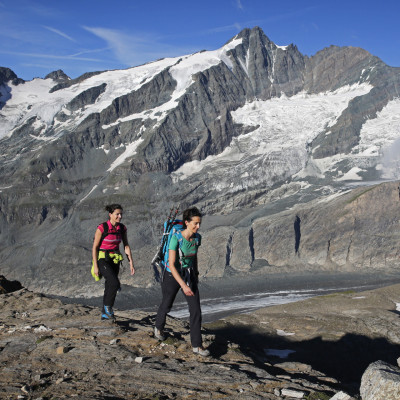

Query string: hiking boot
101 306 115 321
192 347 210 357
154 327 165 341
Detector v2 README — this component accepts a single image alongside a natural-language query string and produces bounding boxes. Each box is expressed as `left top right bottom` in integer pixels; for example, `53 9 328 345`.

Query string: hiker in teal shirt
155 207 210 356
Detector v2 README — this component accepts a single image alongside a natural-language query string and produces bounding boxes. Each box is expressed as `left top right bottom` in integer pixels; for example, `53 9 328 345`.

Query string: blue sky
1 0 399 81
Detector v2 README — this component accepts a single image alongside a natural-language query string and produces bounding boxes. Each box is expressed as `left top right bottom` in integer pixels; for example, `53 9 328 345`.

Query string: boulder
360 360 400 400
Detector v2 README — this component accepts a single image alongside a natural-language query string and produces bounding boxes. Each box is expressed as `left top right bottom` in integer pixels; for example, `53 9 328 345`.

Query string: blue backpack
152 218 184 281
152 208 201 282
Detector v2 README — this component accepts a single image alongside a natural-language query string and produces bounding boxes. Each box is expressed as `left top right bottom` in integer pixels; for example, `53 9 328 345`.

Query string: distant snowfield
172 83 373 182
356 98 400 179
0 58 179 139
0 38 243 140
357 98 400 155
102 38 243 129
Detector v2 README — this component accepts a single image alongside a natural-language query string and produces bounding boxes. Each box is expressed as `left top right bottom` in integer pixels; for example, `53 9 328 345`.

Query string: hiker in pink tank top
92 204 135 321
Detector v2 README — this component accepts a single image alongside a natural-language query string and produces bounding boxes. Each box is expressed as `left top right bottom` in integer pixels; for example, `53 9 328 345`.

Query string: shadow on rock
0 275 23 294
206 323 400 395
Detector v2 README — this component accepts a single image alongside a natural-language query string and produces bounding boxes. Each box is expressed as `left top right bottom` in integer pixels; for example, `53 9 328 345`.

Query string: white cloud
43 26 76 42
83 26 196 67
236 0 244 10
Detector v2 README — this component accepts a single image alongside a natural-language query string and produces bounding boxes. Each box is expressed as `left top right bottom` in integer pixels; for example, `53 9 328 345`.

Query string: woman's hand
125 247 135 276
181 284 194 296
93 264 100 277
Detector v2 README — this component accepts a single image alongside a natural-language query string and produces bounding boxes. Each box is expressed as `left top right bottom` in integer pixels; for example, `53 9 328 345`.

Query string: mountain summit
0 27 399 294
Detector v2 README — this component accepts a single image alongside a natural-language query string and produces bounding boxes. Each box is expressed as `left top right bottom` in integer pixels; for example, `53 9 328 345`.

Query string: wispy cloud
205 23 242 34
236 0 244 10
70 47 111 58
0 49 102 62
84 26 196 67
43 26 76 42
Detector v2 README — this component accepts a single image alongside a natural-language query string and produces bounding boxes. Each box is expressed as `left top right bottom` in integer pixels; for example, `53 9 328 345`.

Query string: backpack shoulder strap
174 230 184 259
174 229 183 242
99 222 109 249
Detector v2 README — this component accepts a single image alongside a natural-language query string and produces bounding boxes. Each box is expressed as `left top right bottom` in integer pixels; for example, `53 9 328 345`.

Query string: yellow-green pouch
91 260 102 281
91 251 123 281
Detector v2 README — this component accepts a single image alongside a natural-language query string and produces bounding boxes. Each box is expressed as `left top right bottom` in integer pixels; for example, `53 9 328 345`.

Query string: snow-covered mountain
1 27 399 295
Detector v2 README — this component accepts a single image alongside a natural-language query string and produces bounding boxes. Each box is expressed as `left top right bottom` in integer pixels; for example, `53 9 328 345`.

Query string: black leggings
98 258 120 309
155 271 202 347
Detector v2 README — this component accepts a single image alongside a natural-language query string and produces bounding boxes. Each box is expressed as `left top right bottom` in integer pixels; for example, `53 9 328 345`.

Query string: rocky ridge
3 276 400 399
0 277 343 400
0 276 356 399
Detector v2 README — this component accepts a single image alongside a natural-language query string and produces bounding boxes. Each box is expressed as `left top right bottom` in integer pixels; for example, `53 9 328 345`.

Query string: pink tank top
98 220 126 251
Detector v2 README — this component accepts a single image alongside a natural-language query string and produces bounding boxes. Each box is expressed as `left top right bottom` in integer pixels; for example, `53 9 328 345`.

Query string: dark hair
105 204 123 214
183 207 202 223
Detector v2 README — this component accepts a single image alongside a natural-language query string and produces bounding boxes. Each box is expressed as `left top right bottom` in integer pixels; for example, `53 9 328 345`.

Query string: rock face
249 181 400 271
360 361 400 400
0 278 350 400
0 26 400 296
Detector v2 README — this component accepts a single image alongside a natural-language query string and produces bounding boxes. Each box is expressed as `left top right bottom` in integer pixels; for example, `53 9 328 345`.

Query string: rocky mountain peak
0 66 24 86
45 69 70 82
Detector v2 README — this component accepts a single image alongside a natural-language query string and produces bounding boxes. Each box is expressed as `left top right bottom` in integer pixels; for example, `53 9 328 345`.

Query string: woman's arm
122 231 135 275
168 249 194 296
92 229 102 277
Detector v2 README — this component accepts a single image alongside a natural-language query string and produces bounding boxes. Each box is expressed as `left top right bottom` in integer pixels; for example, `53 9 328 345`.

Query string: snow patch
336 167 364 181
354 98 400 178
107 138 144 172
98 145 110 154
80 184 98 203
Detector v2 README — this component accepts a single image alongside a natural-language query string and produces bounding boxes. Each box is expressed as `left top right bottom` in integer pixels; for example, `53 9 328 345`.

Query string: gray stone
330 391 352 400
281 388 305 398
360 360 400 400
